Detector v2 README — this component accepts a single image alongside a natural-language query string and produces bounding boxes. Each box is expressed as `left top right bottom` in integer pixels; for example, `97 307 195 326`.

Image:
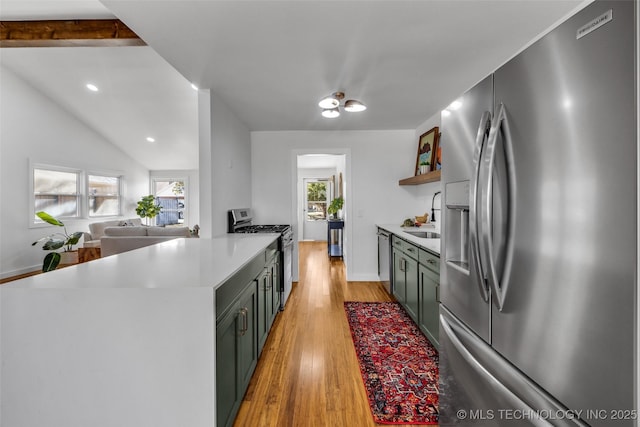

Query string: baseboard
1 265 41 281
346 274 383 282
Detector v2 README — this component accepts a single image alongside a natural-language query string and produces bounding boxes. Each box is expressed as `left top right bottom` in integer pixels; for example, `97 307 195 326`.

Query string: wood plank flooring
234 241 434 427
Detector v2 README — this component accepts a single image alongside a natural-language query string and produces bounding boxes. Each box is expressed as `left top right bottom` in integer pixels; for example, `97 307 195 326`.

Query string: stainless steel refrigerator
439 2 637 426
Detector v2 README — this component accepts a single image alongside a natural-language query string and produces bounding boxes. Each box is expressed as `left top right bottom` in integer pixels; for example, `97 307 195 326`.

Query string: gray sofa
100 225 191 257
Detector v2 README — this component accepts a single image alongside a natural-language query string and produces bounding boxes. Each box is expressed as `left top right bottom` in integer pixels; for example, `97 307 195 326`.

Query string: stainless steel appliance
440 2 637 426
377 228 391 293
228 208 293 310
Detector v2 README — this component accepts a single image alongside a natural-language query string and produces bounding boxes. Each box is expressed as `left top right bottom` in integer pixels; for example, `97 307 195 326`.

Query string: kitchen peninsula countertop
0 233 280 427
376 223 441 255
2 233 279 290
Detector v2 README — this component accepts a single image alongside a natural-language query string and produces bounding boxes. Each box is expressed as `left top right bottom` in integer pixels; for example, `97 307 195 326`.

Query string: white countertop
377 223 441 255
3 234 280 290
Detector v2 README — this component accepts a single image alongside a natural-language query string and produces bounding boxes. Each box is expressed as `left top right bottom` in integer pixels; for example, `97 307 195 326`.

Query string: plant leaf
43 252 61 272
43 239 65 251
66 232 83 246
36 211 64 227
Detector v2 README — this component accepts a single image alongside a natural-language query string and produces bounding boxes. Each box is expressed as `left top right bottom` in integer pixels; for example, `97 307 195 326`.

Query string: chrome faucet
431 191 441 222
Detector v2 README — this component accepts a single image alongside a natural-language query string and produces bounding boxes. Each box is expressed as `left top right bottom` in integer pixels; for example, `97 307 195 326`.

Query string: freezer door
490 1 636 422
439 307 587 427
441 75 493 342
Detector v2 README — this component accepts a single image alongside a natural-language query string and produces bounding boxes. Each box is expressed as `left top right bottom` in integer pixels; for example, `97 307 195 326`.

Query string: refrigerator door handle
440 308 588 427
481 103 516 311
469 110 492 302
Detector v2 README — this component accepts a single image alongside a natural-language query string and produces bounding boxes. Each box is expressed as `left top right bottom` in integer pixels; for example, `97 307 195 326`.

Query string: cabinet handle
400 258 406 272
406 247 416 253
427 259 436 265
239 308 248 336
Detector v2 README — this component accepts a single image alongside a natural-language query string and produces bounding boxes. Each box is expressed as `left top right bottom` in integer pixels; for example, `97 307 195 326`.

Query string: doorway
302 178 331 240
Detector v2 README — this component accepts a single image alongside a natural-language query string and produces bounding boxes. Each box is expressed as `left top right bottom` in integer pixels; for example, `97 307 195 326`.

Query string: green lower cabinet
257 268 269 354
392 248 406 304
418 263 439 349
404 256 419 322
216 281 258 427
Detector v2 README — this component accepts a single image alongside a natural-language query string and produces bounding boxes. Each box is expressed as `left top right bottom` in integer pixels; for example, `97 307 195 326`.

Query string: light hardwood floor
234 241 434 427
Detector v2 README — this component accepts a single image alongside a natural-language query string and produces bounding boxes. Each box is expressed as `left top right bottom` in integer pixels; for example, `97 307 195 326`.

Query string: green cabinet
215 241 281 427
392 247 406 305
258 253 281 354
418 263 439 348
390 233 440 349
216 280 258 427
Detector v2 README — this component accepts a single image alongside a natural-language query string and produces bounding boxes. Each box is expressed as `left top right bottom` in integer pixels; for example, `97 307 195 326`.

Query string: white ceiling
1 0 589 170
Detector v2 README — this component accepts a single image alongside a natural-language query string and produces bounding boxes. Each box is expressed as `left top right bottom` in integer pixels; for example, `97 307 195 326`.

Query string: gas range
228 208 293 310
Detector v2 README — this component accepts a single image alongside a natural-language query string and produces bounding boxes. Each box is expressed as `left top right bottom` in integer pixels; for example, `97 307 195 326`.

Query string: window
88 174 121 217
152 179 187 226
33 166 81 220
306 180 328 221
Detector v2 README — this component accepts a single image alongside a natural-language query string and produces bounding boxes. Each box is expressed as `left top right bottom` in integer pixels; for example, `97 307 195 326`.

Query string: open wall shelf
399 170 441 186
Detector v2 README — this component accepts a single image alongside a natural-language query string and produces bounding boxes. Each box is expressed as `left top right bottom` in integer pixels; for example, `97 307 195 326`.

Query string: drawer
419 248 440 274
391 235 405 251
403 241 419 260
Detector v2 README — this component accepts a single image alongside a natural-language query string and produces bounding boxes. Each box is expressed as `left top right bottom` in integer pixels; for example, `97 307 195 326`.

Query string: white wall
252 129 438 281
149 169 200 228
198 91 252 237
0 67 150 278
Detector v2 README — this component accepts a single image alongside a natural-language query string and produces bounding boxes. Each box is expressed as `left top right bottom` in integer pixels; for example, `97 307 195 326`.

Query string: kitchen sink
404 230 440 239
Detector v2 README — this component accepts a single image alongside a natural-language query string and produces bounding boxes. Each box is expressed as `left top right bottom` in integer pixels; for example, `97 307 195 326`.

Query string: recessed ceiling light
448 100 463 110
191 83 199 91
146 137 156 142
86 83 99 92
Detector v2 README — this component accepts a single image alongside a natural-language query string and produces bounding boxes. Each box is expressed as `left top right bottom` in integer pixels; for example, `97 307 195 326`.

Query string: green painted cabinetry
390 233 440 350
216 240 281 427
216 279 258 427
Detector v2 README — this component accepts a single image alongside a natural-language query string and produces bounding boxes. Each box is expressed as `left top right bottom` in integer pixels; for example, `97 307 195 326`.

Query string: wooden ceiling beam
0 19 146 47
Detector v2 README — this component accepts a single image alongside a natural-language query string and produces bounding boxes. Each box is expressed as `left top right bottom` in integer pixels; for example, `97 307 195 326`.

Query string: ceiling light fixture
191 83 199 91
318 91 366 118
146 137 156 142
86 83 99 92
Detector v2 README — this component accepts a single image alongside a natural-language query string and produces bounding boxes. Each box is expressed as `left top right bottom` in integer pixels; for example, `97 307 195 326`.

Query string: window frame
30 162 83 227
151 176 189 226
304 178 331 222
86 172 124 218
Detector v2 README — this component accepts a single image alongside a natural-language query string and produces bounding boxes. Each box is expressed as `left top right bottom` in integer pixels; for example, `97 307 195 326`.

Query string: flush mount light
146 137 156 142
191 83 199 91
321 108 340 119
318 91 366 118
86 83 99 92
344 99 367 112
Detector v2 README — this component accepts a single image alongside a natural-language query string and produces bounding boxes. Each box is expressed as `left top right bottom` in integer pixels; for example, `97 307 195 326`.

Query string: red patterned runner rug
344 301 438 425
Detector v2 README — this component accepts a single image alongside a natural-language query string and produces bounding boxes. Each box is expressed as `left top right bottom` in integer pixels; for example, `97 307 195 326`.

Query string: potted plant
327 197 344 219
32 211 84 272
136 195 162 226
419 160 430 175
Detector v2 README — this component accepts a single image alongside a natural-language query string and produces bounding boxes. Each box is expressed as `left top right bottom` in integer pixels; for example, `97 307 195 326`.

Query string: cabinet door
271 258 280 320
216 308 240 427
404 256 419 322
419 264 440 349
257 269 269 355
237 283 258 393
392 248 406 304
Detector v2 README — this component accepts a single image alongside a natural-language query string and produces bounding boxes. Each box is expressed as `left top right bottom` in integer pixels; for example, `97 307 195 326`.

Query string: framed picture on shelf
415 126 439 175
432 132 441 171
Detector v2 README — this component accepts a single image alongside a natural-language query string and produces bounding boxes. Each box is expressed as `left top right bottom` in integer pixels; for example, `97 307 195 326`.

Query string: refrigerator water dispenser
445 181 470 274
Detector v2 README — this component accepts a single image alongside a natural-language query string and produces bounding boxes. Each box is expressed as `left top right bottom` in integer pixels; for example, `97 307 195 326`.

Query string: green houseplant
32 211 84 272
136 195 162 225
327 197 344 219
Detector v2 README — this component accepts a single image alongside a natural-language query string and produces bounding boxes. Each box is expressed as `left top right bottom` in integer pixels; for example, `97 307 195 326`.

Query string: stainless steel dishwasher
377 228 391 293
